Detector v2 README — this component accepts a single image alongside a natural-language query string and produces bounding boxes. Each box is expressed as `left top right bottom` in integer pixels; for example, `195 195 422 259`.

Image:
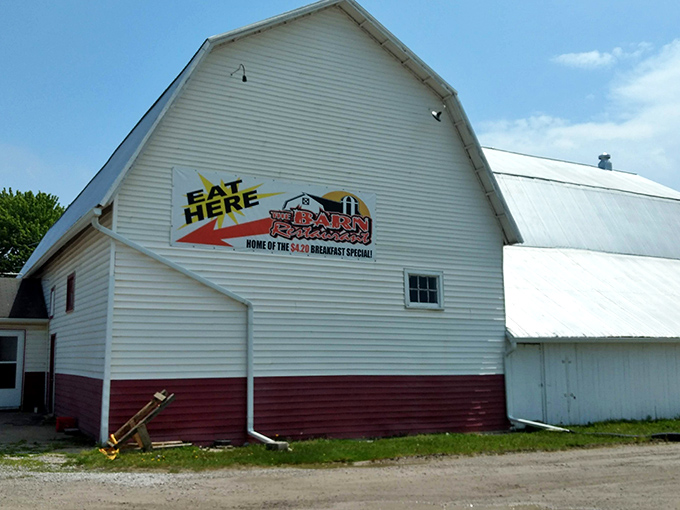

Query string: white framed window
404 269 444 309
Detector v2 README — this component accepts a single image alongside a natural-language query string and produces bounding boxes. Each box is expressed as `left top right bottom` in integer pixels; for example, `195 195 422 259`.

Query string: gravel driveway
1 443 679 509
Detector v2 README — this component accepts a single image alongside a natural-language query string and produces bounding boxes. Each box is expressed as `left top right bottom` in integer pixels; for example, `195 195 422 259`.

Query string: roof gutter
90 208 288 450
506 335 680 344
442 97 523 245
505 333 517 356
0 318 49 325
20 209 101 279
336 0 522 245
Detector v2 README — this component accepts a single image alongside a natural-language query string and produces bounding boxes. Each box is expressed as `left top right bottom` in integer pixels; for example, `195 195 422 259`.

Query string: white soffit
505 246 680 340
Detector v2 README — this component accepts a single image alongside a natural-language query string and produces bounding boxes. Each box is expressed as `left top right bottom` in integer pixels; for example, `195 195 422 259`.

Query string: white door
0 331 24 409
543 344 579 425
506 344 545 421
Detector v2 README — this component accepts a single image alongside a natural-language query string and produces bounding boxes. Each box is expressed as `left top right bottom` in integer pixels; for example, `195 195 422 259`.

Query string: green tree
0 188 64 274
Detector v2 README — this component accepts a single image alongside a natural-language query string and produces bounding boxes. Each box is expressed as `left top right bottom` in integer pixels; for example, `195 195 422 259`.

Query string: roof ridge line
495 171 680 203
507 245 680 263
483 146 637 175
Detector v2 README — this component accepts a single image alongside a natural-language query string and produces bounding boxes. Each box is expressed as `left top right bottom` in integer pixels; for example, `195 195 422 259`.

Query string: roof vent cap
598 153 612 170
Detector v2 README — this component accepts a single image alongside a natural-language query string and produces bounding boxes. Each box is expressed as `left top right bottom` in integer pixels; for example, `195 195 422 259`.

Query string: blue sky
2 0 680 205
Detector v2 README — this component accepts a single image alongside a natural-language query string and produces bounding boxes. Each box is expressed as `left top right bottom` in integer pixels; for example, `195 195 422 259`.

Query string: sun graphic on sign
183 173 284 228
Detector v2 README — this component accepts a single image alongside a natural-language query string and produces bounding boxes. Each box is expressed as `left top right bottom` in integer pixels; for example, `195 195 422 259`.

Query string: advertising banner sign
171 168 376 260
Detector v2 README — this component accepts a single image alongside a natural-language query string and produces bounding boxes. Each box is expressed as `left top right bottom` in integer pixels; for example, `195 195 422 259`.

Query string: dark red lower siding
109 378 247 445
256 375 508 440
21 372 46 412
54 374 102 440
109 375 506 446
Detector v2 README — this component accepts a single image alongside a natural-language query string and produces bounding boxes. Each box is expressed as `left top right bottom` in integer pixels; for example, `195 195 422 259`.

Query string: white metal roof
485 148 680 260
505 246 680 340
20 0 520 277
485 147 680 200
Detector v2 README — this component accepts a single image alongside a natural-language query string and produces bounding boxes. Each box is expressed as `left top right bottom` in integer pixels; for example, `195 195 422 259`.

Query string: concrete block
265 441 290 451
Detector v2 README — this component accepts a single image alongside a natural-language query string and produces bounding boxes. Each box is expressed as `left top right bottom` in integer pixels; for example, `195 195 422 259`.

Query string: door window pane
0 337 18 362
0 364 16 389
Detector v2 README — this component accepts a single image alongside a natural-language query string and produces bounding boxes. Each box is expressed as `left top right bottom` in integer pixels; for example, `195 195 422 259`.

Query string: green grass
62 417 680 471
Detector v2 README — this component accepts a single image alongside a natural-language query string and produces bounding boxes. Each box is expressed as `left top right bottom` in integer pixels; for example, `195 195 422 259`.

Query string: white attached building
17 1 521 444
0 279 49 411
487 148 680 425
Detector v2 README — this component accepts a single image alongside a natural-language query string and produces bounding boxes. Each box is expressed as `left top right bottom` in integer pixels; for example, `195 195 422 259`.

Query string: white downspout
90 208 287 449
505 333 517 357
503 332 517 429
507 416 572 433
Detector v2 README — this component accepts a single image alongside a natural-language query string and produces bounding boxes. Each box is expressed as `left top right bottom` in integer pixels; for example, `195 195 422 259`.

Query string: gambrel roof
486 147 680 260
21 0 520 277
488 148 680 340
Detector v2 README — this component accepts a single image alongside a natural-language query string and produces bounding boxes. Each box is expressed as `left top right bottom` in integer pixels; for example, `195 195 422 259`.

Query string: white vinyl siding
112 7 505 379
40 212 113 379
0 323 48 373
507 342 680 425
110 244 246 379
23 325 49 373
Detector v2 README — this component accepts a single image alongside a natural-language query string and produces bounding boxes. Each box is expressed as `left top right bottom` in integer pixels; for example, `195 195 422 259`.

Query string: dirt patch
1 443 680 509
0 411 93 453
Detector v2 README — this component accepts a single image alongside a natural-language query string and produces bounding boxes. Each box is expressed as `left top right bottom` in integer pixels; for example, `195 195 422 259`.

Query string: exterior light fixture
431 110 442 122
231 64 247 82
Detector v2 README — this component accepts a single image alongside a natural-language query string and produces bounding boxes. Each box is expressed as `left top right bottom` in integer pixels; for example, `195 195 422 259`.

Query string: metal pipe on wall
90 207 288 449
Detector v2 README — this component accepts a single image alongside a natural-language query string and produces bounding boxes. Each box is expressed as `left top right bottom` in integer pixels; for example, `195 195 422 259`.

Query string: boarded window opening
49 286 55 318
66 273 75 313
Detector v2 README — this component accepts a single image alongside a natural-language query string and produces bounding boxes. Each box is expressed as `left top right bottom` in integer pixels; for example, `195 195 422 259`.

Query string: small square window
404 269 443 309
66 273 75 313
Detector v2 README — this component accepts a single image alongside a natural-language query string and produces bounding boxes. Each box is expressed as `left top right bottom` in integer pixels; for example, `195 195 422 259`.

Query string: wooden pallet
107 390 176 452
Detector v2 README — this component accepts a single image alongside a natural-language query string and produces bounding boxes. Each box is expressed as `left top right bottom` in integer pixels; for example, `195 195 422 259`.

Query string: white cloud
552 50 616 69
479 40 680 192
552 42 652 69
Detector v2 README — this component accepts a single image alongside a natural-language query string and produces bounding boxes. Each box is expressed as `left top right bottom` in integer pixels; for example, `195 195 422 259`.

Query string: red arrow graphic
176 217 273 246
